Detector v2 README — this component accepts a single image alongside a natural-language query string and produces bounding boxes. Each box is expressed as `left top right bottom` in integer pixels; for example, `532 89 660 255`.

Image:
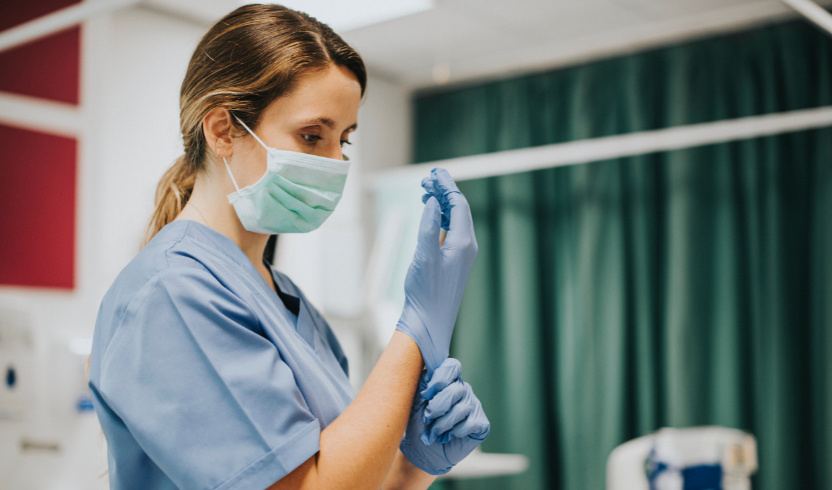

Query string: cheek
232 146 269 188
245 155 269 183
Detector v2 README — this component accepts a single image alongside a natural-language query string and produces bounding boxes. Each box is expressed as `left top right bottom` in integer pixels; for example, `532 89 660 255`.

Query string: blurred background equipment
607 427 757 490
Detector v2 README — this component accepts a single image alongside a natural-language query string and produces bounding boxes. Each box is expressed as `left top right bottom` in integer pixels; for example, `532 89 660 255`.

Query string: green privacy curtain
415 20 832 490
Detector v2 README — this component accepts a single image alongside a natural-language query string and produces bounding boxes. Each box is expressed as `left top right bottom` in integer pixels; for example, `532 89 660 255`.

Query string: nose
322 141 344 161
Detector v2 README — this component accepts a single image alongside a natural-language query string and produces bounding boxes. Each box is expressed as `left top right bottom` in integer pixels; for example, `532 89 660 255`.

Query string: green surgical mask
225 117 350 234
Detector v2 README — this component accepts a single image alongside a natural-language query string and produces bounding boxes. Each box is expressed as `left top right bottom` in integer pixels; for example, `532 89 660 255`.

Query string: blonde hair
144 4 366 245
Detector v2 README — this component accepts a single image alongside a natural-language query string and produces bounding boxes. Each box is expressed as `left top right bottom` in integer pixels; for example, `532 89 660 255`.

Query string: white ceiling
146 0 832 89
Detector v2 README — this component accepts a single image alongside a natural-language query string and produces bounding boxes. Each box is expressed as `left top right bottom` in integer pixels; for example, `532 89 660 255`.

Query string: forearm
382 450 437 490
275 331 423 489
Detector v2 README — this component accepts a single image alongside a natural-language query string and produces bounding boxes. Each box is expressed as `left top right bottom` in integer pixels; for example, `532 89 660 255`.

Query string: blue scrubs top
88 220 355 490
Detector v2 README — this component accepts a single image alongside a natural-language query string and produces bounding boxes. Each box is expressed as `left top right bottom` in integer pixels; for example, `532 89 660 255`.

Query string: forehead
264 64 362 128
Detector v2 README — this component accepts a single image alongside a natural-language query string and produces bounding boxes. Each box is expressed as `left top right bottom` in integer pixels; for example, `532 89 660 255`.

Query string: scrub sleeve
96 266 321 490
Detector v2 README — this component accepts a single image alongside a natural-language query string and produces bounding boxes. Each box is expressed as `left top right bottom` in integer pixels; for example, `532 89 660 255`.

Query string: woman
88 4 488 489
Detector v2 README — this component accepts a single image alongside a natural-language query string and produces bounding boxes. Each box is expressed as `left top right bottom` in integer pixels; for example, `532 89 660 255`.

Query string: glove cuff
399 439 453 476
395 312 445 372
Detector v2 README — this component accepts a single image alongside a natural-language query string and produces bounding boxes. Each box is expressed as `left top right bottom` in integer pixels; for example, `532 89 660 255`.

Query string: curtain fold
419 19 832 490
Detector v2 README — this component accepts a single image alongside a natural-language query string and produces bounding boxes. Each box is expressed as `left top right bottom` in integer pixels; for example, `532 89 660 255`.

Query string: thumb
415 196 441 258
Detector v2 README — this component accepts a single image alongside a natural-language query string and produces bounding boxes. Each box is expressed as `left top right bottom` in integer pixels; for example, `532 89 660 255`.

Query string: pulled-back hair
145 4 366 244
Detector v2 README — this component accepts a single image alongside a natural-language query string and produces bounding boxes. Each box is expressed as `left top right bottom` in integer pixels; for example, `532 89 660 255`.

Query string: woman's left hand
399 358 490 475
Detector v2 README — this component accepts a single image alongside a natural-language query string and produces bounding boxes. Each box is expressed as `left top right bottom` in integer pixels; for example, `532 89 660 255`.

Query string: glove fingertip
471 421 491 440
422 178 436 194
430 168 461 193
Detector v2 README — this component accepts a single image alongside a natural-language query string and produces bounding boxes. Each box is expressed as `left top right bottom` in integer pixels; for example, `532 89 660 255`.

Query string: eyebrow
302 117 358 132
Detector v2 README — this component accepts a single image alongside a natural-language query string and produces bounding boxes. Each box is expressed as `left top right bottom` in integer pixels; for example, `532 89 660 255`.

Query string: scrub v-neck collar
172 220 304 332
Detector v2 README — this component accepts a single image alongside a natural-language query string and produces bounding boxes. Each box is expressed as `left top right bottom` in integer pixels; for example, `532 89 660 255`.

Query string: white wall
0 7 205 489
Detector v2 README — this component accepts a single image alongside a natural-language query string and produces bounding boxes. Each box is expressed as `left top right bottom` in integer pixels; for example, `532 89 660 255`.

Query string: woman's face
229 63 362 187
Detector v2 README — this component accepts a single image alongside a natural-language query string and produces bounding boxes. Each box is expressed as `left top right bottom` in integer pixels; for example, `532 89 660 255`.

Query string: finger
421 192 450 230
414 196 441 259
444 190 471 234
424 379 466 422
425 169 473 243
421 176 437 195
426 397 472 444
448 401 490 440
448 417 490 441
442 192 475 250
422 177 450 230
421 177 444 207
421 358 462 401
429 168 461 196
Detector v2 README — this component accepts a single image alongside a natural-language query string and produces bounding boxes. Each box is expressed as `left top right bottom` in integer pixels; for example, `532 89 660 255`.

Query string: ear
202 107 234 158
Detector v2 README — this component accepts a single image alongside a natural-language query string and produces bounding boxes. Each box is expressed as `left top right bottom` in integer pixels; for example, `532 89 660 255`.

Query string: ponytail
144 156 195 246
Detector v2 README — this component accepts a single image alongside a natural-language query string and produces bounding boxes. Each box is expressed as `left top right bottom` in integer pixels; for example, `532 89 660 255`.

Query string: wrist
399 438 453 476
385 449 440 489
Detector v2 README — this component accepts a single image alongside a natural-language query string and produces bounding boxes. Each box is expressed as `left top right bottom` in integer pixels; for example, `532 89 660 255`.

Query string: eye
301 134 322 145
340 140 352 148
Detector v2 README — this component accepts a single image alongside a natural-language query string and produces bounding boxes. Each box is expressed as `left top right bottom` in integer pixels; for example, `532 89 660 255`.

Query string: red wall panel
0 124 77 289
0 0 83 29
0 0 82 104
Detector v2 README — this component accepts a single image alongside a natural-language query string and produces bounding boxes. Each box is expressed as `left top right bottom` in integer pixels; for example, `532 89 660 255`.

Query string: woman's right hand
396 168 478 373
400 358 490 476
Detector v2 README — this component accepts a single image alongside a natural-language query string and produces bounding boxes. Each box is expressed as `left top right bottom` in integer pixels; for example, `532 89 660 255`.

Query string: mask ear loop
224 115 263 193
234 115 269 150
224 157 241 192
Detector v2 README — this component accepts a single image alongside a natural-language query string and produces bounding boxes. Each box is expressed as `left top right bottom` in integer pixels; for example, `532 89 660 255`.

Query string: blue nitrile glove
397 168 477 372
420 170 460 231
400 358 490 476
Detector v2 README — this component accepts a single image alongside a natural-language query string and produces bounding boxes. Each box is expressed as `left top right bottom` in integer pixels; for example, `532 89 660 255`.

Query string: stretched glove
400 358 490 475
396 168 478 372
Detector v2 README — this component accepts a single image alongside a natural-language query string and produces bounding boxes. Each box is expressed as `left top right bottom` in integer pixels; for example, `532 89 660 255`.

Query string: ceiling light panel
265 0 435 32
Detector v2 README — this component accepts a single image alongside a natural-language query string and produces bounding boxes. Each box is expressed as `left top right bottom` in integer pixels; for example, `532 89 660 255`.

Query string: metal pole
370 105 832 187
782 0 832 37
0 0 141 54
